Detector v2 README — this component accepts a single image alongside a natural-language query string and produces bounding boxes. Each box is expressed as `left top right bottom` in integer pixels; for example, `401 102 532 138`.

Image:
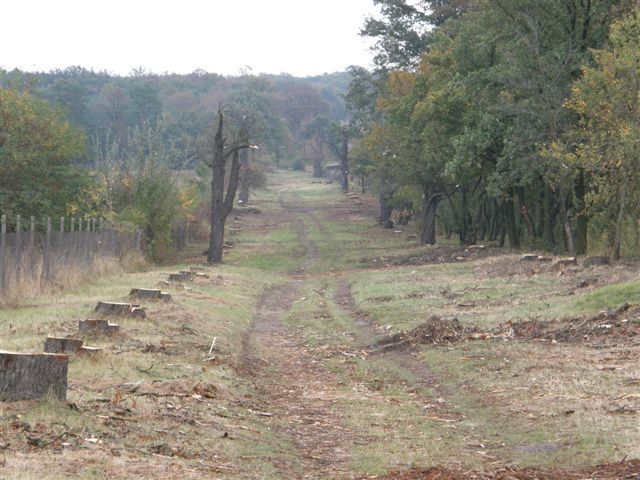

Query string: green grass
2 170 639 478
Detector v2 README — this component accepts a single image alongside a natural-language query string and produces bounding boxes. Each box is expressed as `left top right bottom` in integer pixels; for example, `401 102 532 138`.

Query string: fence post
70 217 74 233
136 229 142 251
29 216 35 276
16 214 21 246
60 217 65 234
0 215 6 295
44 217 51 282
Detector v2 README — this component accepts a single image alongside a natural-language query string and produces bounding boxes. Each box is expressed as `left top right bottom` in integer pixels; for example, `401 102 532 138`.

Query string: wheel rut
239 193 359 478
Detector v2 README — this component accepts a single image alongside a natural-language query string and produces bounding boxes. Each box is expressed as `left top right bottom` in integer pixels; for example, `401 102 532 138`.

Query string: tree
361 0 470 70
0 88 90 221
560 8 640 259
207 109 252 264
301 115 332 178
109 119 183 262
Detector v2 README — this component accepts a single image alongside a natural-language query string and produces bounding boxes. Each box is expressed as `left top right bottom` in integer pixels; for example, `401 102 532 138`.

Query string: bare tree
238 147 250 204
207 109 251 264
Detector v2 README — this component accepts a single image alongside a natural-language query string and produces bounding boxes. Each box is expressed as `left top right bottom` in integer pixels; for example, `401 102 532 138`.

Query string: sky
2 0 380 77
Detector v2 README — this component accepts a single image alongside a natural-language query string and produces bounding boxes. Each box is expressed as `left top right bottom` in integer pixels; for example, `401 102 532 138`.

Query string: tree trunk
339 133 349 192
238 147 250 204
542 185 555 247
558 185 575 256
312 157 324 178
575 169 588 255
0 352 68 401
208 111 248 264
612 181 628 261
421 184 440 245
380 196 393 229
504 193 520 250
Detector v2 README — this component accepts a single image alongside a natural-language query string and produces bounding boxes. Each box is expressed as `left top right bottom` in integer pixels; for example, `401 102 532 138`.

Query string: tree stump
556 257 578 267
95 302 146 318
129 288 171 302
0 351 68 401
44 337 83 354
584 256 610 267
169 273 191 282
189 266 206 272
78 319 120 335
79 346 103 355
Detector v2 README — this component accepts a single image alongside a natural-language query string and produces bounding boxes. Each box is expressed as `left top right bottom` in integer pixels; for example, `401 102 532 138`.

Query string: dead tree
207 110 251 264
238 147 250 204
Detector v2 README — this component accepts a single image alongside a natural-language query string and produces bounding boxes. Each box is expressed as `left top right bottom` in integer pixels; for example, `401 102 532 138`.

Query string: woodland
1 2 640 479
2 0 640 264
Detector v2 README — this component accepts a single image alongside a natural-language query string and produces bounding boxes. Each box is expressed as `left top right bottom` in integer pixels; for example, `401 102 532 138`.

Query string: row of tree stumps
0 284 180 402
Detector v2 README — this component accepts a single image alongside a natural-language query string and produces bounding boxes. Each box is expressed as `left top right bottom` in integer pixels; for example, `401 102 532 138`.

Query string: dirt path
239 190 360 478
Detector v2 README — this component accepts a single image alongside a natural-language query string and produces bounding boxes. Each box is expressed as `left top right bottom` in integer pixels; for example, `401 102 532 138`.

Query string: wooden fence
0 214 141 299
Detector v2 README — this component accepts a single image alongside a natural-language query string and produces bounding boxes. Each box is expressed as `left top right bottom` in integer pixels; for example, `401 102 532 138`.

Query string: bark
312 158 324 178
0 352 68 401
238 148 250 204
504 193 520 250
311 137 325 178
542 185 555 247
612 181 628 261
379 196 393 229
575 169 588 255
521 205 535 247
208 111 249 264
421 184 440 245
339 133 349 192
558 185 575 256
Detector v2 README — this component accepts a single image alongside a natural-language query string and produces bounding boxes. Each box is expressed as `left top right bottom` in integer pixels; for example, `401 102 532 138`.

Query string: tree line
347 0 640 258
1 68 351 261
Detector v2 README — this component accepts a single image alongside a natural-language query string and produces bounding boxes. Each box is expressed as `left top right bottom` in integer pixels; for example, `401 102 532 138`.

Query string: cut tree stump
521 254 551 262
79 346 103 355
129 288 171 302
0 351 68 401
44 337 83 354
95 301 146 318
556 257 578 267
169 273 192 282
78 319 120 335
584 256 610 267
44 337 102 355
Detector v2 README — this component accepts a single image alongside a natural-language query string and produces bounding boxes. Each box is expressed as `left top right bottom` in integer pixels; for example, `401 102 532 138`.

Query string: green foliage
2 68 349 172
560 7 640 257
290 158 306 171
109 121 182 262
0 88 94 221
351 0 639 254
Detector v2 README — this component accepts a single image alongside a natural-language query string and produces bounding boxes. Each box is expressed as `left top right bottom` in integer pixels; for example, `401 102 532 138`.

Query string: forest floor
1 171 639 479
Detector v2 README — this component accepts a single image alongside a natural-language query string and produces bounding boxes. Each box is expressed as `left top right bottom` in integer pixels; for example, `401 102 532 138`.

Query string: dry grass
0 255 136 308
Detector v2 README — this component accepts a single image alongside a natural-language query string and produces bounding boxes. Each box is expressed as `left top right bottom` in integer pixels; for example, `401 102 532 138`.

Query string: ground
1 171 639 479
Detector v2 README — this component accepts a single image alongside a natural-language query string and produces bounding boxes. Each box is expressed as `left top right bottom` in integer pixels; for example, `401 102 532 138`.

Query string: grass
1 170 638 478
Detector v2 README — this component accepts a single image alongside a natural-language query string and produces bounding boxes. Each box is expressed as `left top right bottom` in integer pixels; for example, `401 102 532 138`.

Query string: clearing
1 171 639 479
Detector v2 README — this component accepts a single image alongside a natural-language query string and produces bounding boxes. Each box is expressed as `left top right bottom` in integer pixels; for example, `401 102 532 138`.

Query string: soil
359 245 502 268
505 303 640 344
374 316 476 350
372 460 640 479
2 179 638 479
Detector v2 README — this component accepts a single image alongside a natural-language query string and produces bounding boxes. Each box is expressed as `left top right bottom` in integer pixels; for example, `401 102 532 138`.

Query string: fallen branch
208 337 217 355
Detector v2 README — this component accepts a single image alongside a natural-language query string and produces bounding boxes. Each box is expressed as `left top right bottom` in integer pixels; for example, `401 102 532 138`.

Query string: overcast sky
2 0 379 77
